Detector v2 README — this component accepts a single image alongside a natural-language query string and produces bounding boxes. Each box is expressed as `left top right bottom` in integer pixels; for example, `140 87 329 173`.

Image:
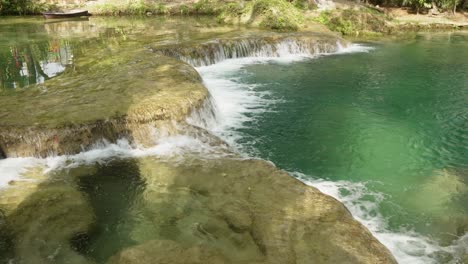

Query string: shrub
314 9 388 35
0 0 51 15
252 0 305 31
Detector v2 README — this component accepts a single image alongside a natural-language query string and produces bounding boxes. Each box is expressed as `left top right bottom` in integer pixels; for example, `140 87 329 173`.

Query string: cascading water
155 36 345 67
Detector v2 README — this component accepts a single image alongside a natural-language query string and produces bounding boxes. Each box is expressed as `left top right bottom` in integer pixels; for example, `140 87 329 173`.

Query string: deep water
198 32 468 263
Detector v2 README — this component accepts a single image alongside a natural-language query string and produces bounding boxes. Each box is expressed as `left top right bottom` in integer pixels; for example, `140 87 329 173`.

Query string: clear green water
231 33 468 243
1 15 467 263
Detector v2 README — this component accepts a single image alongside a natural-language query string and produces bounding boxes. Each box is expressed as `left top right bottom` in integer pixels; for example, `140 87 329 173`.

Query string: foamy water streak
298 175 467 264
0 135 230 189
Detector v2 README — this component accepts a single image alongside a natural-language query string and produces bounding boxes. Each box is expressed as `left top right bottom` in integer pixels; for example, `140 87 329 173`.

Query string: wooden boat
42 10 91 19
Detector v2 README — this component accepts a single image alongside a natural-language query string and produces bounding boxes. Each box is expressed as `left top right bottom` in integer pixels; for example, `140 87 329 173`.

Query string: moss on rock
5 182 95 264
219 0 305 31
0 47 208 157
312 8 390 36
112 157 398 264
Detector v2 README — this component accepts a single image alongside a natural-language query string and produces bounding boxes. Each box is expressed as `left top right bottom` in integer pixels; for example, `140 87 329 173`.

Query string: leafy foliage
0 0 52 15
252 0 305 30
314 9 388 35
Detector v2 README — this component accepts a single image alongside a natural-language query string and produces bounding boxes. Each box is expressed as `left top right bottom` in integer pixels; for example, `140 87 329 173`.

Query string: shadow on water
73 159 146 263
0 158 145 264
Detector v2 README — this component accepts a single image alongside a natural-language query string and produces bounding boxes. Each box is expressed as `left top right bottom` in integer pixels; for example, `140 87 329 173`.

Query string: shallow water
0 16 247 89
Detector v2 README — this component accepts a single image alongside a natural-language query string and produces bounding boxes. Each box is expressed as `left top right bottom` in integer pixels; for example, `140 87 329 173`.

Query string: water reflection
0 22 76 89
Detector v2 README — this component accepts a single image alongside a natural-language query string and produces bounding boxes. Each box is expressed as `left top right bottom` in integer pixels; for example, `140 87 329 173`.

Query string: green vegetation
369 0 465 13
0 0 53 15
217 0 305 31
439 0 462 13
313 9 389 36
252 0 305 30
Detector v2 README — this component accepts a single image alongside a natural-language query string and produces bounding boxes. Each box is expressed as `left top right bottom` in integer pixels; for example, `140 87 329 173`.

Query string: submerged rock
5 182 95 264
405 168 468 243
108 157 397 264
108 240 229 264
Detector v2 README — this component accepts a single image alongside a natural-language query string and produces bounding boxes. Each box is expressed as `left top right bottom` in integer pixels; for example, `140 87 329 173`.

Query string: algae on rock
106 157 397 264
5 182 95 264
0 47 208 157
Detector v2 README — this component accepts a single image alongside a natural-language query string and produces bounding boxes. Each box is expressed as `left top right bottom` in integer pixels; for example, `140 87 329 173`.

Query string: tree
438 0 461 13
403 0 427 13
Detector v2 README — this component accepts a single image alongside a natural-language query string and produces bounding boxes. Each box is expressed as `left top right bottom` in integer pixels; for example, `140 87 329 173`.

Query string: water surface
201 32 467 262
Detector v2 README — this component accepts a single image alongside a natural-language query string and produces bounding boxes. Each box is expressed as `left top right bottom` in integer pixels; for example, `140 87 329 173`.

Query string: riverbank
1 0 466 35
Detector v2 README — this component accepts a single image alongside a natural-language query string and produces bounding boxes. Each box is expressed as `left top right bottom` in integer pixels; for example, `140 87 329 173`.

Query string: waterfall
186 94 219 131
154 36 346 67
156 34 349 134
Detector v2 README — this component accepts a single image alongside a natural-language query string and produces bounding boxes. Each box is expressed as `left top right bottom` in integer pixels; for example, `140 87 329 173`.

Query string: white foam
298 176 466 264
0 157 43 186
335 43 375 54
0 135 228 189
194 58 279 149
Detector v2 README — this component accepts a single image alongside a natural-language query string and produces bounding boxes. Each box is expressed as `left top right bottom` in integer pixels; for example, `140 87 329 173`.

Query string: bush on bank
313 8 390 36
0 0 305 31
0 0 53 15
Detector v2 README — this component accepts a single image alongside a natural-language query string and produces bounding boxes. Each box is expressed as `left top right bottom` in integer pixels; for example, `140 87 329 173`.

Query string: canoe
43 10 91 19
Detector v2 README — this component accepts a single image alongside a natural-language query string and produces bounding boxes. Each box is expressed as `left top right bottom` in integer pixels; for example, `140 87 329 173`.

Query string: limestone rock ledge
0 48 208 158
108 157 397 264
151 32 344 67
0 157 397 264
0 31 343 158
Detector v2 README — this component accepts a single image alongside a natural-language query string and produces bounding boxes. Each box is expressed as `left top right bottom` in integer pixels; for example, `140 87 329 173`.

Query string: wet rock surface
5 182 95 264
0 157 397 264
0 49 207 158
108 157 397 264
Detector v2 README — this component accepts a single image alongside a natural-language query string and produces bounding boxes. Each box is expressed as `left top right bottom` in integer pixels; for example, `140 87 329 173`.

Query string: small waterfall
171 35 350 146
186 94 219 131
154 36 347 67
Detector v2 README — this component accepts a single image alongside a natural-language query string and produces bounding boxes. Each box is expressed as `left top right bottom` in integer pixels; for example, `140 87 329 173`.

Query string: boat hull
43 11 90 19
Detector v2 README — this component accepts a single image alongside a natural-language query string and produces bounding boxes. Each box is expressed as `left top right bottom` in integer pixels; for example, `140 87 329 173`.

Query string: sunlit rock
113 157 398 264
0 50 208 158
107 240 229 264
